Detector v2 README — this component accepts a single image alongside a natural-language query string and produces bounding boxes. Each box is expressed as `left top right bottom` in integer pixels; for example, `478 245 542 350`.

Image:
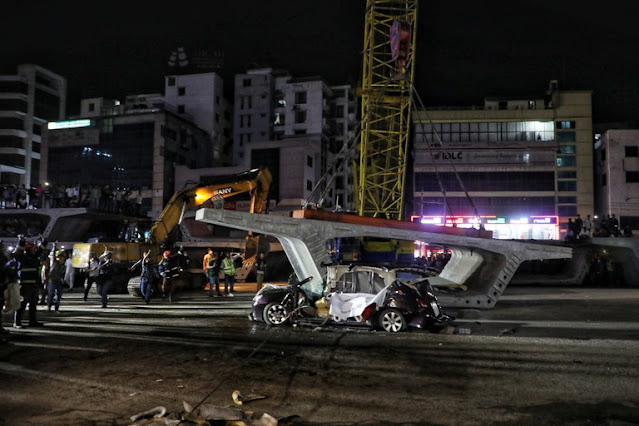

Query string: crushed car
249 265 454 333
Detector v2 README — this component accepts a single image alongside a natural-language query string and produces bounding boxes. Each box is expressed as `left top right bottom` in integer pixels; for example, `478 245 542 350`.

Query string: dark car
249 272 453 333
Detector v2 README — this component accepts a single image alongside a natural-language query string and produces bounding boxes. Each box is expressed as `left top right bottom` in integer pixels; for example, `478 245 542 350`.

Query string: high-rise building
412 81 593 240
594 129 639 231
0 64 66 187
164 72 232 166
233 68 358 210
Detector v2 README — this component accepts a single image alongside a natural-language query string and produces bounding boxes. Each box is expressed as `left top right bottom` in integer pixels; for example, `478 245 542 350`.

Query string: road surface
1 284 639 425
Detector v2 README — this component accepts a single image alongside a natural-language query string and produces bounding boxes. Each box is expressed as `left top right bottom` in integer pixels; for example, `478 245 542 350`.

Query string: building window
556 121 576 129
627 171 639 183
601 149 606 162
89 103 95 112
295 91 307 104
558 145 576 154
240 114 252 128
216 95 220 105
168 77 176 86
215 113 219 123
243 78 252 87
306 180 313 191
557 171 577 179
602 173 607 186
295 110 306 124
294 129 307 135
558 181 577 191
178 87 186 96
178 105 185 114
556 156 576 167
558 196 577 203
557 132 576 142
274 112 285 125
558 205 578 216
307 156 313 167
625 146 639 157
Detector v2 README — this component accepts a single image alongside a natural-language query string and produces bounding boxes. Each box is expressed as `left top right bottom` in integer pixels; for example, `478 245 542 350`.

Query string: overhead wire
411 87 483 227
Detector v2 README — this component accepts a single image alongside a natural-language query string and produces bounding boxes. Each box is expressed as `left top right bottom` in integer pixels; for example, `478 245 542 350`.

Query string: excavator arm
149 167 272 244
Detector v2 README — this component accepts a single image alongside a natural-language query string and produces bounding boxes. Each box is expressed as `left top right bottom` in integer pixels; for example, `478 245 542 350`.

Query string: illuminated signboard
485 217 506 224
531 216 558 224
47 119 91 130
415 215 555 225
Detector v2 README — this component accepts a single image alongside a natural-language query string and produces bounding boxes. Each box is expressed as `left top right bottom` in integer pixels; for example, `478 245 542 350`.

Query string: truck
71 167 273 296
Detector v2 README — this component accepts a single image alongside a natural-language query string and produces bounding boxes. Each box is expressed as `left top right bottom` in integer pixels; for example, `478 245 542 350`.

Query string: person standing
83 254 100 301
129 250 156 304
221 252 236 297
0 240 10 339
13 242 44 328
204 248 221 297
255 252 266 292
158 250 174 302
64 252 75 291
583 214 592 238
47 249 65 313
96 251 114 308
574 214 583 240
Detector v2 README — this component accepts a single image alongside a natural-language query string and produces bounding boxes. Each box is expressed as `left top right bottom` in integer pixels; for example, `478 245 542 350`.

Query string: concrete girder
195 208 573 308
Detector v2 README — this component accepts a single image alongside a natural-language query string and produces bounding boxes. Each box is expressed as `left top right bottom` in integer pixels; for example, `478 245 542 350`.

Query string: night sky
2 1 638 123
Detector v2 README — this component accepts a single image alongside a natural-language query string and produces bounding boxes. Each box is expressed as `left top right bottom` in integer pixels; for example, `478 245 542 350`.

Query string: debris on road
232 389 267 405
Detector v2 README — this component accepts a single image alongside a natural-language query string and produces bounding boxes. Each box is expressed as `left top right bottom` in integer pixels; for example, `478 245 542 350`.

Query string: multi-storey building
164 72 232 166
0 64 66 187
412 81 594 240
232 68 358 210
594 129 639 231
42 100 210 218
175 135 324 214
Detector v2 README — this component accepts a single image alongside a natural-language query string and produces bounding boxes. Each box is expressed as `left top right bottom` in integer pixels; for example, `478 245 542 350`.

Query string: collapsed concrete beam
195 208 573 308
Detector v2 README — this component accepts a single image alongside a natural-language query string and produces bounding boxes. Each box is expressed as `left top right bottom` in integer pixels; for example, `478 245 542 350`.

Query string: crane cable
304 75 396 211
411 87 483 227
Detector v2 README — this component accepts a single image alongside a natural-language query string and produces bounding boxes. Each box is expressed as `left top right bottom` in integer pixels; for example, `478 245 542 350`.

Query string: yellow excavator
71 167 272 295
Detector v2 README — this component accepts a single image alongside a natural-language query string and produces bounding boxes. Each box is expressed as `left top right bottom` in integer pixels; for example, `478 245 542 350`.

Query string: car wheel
263 302 290 326
378 308 406 333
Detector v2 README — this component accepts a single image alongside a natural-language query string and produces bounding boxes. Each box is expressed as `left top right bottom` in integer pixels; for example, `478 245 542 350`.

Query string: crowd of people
415 252 451 272
566 213 633 241
0 183 144 216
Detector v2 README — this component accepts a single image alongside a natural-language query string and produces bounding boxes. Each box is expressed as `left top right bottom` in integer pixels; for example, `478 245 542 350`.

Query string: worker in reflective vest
221 252 235 297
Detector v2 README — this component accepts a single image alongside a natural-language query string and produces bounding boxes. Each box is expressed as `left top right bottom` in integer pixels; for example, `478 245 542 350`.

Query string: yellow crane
356 0 418 220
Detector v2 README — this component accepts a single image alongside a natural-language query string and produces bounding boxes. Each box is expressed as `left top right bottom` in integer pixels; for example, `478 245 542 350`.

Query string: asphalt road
1 284 639 425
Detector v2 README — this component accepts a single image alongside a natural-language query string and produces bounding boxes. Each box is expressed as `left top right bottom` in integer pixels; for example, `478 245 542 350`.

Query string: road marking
10 342 108 352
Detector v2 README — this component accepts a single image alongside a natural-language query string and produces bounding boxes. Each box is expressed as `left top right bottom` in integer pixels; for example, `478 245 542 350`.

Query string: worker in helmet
12 239 45 327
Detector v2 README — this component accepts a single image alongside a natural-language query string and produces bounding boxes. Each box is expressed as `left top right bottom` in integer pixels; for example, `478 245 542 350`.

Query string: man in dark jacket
97 251 114 308
47 249 65 313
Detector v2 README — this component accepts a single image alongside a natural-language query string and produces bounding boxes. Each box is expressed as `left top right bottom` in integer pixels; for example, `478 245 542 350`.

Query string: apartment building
232 68 358 210
594 129 639 231
164 72 232 166
0 64 66 187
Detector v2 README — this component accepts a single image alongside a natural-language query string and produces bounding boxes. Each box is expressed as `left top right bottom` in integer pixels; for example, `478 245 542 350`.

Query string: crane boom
357 0 418 220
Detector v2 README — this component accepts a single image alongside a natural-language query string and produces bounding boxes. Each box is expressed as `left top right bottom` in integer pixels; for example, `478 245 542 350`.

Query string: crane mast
357 0 418 220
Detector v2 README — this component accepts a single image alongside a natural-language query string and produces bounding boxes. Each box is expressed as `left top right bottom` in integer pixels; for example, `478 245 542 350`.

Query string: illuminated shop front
410 215 559 240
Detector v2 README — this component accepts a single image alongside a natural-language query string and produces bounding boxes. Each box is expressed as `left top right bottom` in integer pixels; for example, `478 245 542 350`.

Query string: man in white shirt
64 252 75 291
